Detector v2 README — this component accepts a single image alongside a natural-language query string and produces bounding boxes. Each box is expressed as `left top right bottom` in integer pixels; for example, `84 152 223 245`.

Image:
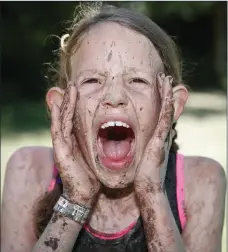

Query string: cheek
136 92 161 134
76 94 100 129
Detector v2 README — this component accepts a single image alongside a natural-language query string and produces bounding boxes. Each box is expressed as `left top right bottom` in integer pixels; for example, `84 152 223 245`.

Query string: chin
95 168 136 189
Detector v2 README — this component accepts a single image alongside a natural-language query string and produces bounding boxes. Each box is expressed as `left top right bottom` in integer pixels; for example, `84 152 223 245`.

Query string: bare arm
137 157 226 252
32 85 100 251
32 211 82 252
134 75 226 251
1 147 53 252
136 187 185 251
182 157 227 252
135 74 185 251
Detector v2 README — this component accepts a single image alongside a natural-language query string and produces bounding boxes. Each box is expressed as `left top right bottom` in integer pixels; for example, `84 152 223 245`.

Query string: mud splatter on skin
51 212 62 224
137 192 165 252
110 41 116 47
62 219 68 230
107 50 112 62
44 237 60 251
88 110 92 116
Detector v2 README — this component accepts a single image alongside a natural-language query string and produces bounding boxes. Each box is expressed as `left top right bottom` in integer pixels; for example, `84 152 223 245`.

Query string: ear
172 85 188 122
46 87 65 110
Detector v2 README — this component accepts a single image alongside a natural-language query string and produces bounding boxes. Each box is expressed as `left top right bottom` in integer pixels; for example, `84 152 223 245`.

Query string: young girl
2 5 226 252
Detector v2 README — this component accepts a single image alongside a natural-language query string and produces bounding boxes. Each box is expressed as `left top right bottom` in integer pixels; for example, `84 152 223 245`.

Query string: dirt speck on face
107 50 112 62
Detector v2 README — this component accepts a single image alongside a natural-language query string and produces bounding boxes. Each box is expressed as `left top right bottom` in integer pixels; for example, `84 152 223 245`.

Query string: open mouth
97 121 136 170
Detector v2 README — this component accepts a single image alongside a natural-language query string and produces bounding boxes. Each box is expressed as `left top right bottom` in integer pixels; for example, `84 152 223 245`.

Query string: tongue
102 139 131 161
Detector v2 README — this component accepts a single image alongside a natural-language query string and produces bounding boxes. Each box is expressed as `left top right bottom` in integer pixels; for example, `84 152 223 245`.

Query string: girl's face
70 22 163 188
46 22 187 189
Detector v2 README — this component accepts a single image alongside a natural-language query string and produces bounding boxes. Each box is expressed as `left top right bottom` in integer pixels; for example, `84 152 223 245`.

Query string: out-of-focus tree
2 1 226 106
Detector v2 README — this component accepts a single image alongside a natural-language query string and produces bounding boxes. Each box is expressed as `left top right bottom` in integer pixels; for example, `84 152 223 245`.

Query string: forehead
70 22 163 77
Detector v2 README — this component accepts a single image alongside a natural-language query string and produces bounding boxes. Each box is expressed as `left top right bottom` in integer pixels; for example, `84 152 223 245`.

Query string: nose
102 80 128 108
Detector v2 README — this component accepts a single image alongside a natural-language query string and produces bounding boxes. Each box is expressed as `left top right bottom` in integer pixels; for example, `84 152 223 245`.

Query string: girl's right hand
50 84 100 207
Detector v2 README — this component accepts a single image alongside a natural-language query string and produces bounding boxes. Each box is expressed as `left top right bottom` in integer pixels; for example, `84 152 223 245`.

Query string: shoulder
2 146 55 251
184 156 226 191
4 146 55 192
183 155 226 213
179 156 226 250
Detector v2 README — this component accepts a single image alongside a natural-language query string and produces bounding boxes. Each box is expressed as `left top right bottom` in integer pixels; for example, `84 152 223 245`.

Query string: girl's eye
130 78 148 84
83 78 100 84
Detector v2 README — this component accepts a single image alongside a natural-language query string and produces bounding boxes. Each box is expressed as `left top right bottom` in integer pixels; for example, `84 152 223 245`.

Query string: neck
88 183 140 233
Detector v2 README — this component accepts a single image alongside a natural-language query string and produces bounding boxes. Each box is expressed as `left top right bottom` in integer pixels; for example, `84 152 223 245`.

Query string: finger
51 103 66 154
64 85 77 139
154 75 174 143
157 72 165 98
61 84 77 145
51 103 74 169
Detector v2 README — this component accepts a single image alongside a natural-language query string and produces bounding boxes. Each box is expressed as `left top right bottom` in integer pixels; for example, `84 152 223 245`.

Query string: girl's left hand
134 73 175 193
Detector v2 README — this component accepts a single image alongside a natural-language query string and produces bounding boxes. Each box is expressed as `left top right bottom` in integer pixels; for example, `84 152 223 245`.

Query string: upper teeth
101 121 130 129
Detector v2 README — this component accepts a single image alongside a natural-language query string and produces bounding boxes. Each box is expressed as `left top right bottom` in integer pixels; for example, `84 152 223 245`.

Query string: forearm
137 190 185 252
32 212 81 252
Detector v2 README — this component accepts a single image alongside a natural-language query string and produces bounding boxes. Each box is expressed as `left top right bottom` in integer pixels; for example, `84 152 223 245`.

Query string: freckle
142 129 144 132
87 41 89 44
133 56 134 59
140 107 143 111
112 76 115 80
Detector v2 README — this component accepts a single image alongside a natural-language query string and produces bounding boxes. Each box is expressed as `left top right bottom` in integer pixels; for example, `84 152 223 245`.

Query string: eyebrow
75 69 108 79
122 67 153 75
75 67 153 79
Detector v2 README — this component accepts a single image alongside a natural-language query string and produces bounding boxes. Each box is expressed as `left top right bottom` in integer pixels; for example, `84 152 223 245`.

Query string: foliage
2 2 226 106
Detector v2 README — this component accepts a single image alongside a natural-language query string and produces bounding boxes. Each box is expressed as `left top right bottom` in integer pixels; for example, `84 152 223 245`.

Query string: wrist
63 189 99 208
54 195 92 225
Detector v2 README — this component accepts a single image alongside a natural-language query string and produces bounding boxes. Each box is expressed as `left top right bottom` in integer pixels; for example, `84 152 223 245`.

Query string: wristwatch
53 195 91 225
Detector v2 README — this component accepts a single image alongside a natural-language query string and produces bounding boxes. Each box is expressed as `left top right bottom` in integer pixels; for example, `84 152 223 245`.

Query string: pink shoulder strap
176 153 187 230
48 165 58 192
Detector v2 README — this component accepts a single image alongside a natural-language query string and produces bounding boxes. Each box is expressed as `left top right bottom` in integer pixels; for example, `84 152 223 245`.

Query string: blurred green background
1 2 227 251
2 1 227 135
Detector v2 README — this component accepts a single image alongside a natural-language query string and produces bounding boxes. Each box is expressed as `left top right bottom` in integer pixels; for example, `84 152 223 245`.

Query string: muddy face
70 22 164 188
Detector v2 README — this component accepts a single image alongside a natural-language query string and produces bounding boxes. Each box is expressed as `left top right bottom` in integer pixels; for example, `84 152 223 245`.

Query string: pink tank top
48 153 187 230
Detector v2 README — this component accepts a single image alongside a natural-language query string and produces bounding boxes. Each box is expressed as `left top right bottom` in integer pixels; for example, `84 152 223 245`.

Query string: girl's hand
51 84 100 207
134 74 175 193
